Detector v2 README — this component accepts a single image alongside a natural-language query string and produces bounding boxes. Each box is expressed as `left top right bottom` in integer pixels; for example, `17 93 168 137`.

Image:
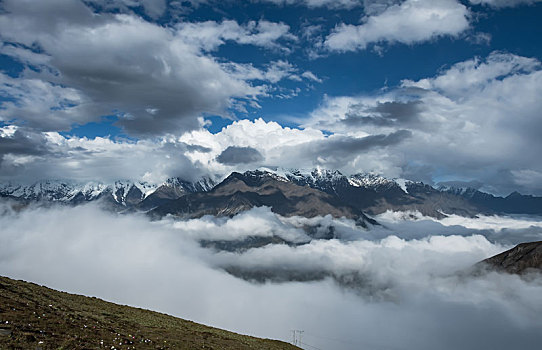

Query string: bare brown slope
0 276 299 350
151 171 377 227
479 241 542 274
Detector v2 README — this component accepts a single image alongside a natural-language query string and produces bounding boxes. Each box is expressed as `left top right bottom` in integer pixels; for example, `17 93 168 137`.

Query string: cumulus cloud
180 118 327 173
85 0 169 18
302 52 542 195
1 202 541 350
179 118 413 174
0 72 97 132
175 20 296 52
324 0 470 52
0 0 296 137
0 118 371 183
2 51 541 193
403 52 540 97
0 131 204 183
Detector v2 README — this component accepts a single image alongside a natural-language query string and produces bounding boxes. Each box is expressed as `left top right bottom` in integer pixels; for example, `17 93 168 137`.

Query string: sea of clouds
1 200 541 350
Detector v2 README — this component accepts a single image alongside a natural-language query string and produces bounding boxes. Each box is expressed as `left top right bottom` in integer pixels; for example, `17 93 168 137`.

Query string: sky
0 0 542 195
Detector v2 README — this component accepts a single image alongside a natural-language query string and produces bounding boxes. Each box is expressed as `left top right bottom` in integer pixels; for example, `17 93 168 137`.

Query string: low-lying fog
1 201 541 350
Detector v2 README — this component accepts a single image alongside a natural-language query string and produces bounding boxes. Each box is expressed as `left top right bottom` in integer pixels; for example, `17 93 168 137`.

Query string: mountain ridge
478 241 542 274
2 168 542 218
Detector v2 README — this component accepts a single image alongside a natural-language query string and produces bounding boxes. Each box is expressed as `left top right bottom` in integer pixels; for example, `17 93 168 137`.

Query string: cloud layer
0 202 541 350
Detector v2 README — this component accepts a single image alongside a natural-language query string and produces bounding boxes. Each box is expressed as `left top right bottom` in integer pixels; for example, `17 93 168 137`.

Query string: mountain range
2 168 542 221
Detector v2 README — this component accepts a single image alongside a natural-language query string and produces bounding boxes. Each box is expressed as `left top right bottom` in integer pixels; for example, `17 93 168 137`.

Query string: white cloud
0 1 286 137
3 49 541 195
223 60 306 84
0 73 94 132
324 0 470 52
175 20 296 52
1 203 541 350
85 0 168 19
179 118 327 173
402 52 540 98
2 118 374 184
302 52 542 194
170 206 311 242
301 71 323 83
0 132 204 183
469 0 542 7
179 118 411 177
260 0 363 9
375 210 542 243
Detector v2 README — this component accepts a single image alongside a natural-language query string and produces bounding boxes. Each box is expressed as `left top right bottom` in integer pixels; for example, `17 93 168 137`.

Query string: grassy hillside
0 276 300 350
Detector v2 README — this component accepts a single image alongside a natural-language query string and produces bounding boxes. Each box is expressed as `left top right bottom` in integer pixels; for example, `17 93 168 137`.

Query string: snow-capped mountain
256 167 411 195
225 168 542 217
0 177 216 208
2 168 541 218
0 180 113 202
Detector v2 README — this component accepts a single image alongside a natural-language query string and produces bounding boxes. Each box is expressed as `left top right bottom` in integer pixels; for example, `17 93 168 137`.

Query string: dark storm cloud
217 146 264 165
308 129 411 158
0 129 50 163
270 129 411 170
186 144 212 153
343 101 423 127
84 0 168 19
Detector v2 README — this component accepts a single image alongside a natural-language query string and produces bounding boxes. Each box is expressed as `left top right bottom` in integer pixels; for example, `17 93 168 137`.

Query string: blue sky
0 0 542 195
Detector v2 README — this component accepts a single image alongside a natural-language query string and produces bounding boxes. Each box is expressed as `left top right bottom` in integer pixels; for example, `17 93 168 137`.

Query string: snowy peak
251 167 412 194
349 173 412 193
3 169 542 218
0 180 108 202
0 176 216 207
437 185 479 197
349 173 393 188
164 177 216 192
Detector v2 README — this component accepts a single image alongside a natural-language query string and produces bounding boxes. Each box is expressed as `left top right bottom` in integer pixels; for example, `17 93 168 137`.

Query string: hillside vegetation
0 276 299 350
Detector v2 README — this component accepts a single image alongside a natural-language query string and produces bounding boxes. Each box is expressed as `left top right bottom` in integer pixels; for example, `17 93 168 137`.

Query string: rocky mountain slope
150 170 378 227
0 275 299 350
2 167 542 219
479 241 542 274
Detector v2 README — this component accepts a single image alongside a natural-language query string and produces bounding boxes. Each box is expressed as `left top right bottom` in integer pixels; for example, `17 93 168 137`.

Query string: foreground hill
0 276 299 350
479 241 542 274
